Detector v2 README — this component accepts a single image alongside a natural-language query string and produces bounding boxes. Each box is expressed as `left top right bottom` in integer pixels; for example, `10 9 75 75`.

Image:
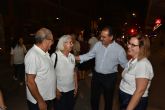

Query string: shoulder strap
54 52 58 68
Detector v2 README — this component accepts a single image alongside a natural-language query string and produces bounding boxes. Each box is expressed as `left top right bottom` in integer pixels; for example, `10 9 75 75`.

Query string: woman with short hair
51 35 78 110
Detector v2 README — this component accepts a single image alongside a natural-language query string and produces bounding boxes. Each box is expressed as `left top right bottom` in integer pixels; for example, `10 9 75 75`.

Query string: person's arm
75 42 98 63
118 48 128 69
0 90 7 110
23 45 27 54
26 74 47 110
74 67 78 97
126 78 149 110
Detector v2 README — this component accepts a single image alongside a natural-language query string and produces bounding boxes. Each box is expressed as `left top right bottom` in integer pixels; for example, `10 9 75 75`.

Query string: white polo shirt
51 51 75 92
120 58 154 97
24 45 56 104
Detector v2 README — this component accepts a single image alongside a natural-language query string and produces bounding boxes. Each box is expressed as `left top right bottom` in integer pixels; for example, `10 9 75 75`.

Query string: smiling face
100 29 113 47
127 37 140 59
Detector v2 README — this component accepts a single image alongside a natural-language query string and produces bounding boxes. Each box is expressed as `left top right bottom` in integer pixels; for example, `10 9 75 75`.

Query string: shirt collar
34 44 49 56
130 58 138 64
106 40 115 48
58 50 72 58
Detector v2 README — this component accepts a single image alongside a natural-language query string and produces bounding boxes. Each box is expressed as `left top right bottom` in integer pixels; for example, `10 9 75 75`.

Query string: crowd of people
0 25 154 110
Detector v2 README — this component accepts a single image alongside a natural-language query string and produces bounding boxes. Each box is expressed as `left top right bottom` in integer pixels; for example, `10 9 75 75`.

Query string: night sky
0 0 149 35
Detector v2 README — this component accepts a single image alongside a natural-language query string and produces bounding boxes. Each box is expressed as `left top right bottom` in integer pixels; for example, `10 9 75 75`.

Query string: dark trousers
91 71 117 110
14 63 25 82
27 99 55 110
119 90 148 110
55 90 75 110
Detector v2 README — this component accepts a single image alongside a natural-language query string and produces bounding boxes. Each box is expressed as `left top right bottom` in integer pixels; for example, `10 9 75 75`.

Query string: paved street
0 44 165 110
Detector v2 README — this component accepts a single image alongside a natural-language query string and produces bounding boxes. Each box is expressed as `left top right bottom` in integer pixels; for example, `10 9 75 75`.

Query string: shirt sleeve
25 53 38 75
23 45 27 53
134 60 153 80
118 48 128 69
79 42 97 63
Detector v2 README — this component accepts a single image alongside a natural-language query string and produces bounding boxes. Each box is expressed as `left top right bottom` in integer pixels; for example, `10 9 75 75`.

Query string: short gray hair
56 35 72 51
35 28 52 43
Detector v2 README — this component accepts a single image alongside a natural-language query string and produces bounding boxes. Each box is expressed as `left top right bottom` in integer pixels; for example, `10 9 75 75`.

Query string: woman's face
64 37 73 52
127 37 140 58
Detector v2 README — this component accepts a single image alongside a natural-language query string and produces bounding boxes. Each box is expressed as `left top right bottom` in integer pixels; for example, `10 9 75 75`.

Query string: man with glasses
75 26 128 110
25 28 56 110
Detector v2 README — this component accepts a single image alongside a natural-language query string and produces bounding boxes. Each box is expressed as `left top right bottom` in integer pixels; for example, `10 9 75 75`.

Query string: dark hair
101 26 115 40
101 25 113 36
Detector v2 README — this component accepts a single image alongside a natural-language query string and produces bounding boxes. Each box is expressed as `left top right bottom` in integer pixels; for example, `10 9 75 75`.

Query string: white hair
56 35 72 51
35 28 52 43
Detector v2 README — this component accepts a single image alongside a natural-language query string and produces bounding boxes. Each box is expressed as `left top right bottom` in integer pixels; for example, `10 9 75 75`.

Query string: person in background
0 90 7 110
88 33 98 77
119 34 154 110
24 28 56 110
71 33 80 56
51 35 78 110
10 37 27 85
76 33 89 80
75 26 128 110
88 33 98 50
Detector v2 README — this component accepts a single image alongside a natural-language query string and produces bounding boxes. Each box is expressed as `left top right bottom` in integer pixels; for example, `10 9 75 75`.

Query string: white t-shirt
120 58 154 97
24 45 56 104
10 45 27 64
51 51 75 92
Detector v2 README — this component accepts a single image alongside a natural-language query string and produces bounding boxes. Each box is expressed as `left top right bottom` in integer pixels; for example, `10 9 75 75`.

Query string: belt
94 70 117 76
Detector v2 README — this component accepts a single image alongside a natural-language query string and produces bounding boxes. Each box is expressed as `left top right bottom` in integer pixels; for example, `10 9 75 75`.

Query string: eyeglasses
46 38 54 43
127 42 139 47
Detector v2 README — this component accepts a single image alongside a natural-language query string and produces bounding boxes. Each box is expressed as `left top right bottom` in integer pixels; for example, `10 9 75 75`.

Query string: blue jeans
119 90 148 110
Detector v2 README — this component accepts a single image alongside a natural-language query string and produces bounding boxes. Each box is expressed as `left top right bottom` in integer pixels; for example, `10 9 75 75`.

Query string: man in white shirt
24 28 56 110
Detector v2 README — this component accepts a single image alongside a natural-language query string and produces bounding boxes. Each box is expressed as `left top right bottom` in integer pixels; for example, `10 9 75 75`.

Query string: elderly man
24 28 56 110
76 26 128 110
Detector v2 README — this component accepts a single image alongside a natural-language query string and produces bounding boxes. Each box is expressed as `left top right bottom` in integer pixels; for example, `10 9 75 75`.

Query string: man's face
100 30 113 46
45 34 54 51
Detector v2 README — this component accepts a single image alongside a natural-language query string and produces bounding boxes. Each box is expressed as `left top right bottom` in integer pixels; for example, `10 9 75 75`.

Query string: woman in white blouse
10 37 27 85
51 35 78 110
119 34 154 110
